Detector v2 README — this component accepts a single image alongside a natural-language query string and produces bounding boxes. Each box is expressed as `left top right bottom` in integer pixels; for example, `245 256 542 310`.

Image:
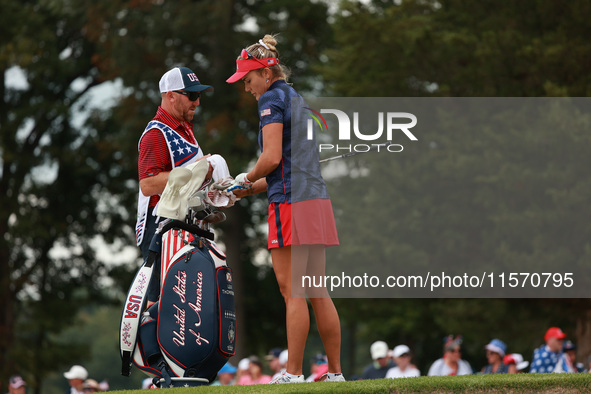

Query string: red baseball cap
544 327 567 341
226 49 279 83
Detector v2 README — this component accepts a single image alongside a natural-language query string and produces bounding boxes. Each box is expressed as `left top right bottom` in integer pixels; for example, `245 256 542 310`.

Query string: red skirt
268 199 339 249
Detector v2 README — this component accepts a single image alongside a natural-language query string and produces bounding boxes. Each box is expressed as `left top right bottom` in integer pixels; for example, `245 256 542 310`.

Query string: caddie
135 66 216 305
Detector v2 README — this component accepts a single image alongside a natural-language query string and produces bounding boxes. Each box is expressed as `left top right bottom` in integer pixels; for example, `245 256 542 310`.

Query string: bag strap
120 235 161 376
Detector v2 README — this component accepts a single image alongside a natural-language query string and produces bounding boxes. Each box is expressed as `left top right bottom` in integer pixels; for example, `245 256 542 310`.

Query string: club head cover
156 167 192 220
179 159 210 202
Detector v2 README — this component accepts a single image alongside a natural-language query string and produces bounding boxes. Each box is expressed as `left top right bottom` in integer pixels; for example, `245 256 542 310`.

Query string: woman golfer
226 34 344 384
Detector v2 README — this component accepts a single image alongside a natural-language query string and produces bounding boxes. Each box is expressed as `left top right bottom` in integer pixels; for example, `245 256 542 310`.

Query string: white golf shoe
269 372 305 384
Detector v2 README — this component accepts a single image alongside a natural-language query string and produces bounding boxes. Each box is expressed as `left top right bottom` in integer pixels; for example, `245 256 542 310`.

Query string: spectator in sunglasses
481 339 509 374
428 335 473 376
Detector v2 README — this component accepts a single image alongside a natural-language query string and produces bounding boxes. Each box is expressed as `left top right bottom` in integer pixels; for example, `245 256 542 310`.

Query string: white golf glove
225 173 253 192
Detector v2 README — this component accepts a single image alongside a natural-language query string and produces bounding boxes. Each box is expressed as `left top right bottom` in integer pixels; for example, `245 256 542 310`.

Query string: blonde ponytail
244 34 290 81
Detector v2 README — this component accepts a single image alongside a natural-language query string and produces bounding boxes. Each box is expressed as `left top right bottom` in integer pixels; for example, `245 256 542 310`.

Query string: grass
110 373 591 393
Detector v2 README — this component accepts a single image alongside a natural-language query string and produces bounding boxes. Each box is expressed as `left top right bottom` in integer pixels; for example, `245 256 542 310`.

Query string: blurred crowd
148 325 588 387
7 366 109 394
7 325 587 390
358 326 587 380
200 347 335 387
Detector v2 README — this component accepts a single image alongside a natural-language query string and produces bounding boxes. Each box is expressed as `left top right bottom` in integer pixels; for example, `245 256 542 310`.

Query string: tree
2 0 335 390
323 0 591 97
0 1 139 391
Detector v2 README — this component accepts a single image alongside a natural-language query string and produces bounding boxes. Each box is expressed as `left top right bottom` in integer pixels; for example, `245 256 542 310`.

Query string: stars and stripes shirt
135 107 202 245
138 107 200 208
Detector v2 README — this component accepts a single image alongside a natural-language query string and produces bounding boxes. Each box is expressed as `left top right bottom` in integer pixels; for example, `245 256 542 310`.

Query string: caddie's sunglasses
173 90 200 101
240 48 272 68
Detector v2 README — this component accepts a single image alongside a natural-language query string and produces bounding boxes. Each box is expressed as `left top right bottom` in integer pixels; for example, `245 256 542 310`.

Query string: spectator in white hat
361 341 394 380
386 345 420 378
235 357 252 385
8 376 27 394
64 365 88 394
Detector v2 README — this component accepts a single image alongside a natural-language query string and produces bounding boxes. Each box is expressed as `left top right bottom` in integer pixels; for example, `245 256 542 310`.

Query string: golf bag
120 220 236 387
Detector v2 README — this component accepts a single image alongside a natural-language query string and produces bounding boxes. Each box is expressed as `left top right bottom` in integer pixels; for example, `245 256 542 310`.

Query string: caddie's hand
225 173 253 192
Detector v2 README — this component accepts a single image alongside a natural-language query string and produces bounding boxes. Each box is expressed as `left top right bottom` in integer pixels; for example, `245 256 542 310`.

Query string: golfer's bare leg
272 245 308 376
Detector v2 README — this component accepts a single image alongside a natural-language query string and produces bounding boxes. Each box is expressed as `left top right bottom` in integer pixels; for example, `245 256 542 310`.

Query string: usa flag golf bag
119 173 236 388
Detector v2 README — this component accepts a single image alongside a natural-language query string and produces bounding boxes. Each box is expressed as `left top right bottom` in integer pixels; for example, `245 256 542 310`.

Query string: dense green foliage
322 0 591 97
318 0 591 377
1 0 332 392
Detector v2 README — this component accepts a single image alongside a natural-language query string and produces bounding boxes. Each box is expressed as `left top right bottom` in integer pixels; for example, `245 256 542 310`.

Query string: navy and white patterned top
529 345 562 373
257 80 329 204
482 362 509 374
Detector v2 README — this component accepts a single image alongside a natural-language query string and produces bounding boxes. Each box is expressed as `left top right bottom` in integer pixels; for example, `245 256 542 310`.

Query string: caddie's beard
175 100 196 122
183 106 197 122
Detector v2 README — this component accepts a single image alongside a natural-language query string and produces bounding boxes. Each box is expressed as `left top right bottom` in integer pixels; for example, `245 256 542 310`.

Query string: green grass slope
112 373 591 393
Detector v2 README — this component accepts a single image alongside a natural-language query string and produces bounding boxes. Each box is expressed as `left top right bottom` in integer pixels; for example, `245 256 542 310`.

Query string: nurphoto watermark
291 98 591 298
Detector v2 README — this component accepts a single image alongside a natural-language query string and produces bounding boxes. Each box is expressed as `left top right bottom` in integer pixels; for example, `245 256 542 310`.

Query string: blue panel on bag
158 247 217 370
